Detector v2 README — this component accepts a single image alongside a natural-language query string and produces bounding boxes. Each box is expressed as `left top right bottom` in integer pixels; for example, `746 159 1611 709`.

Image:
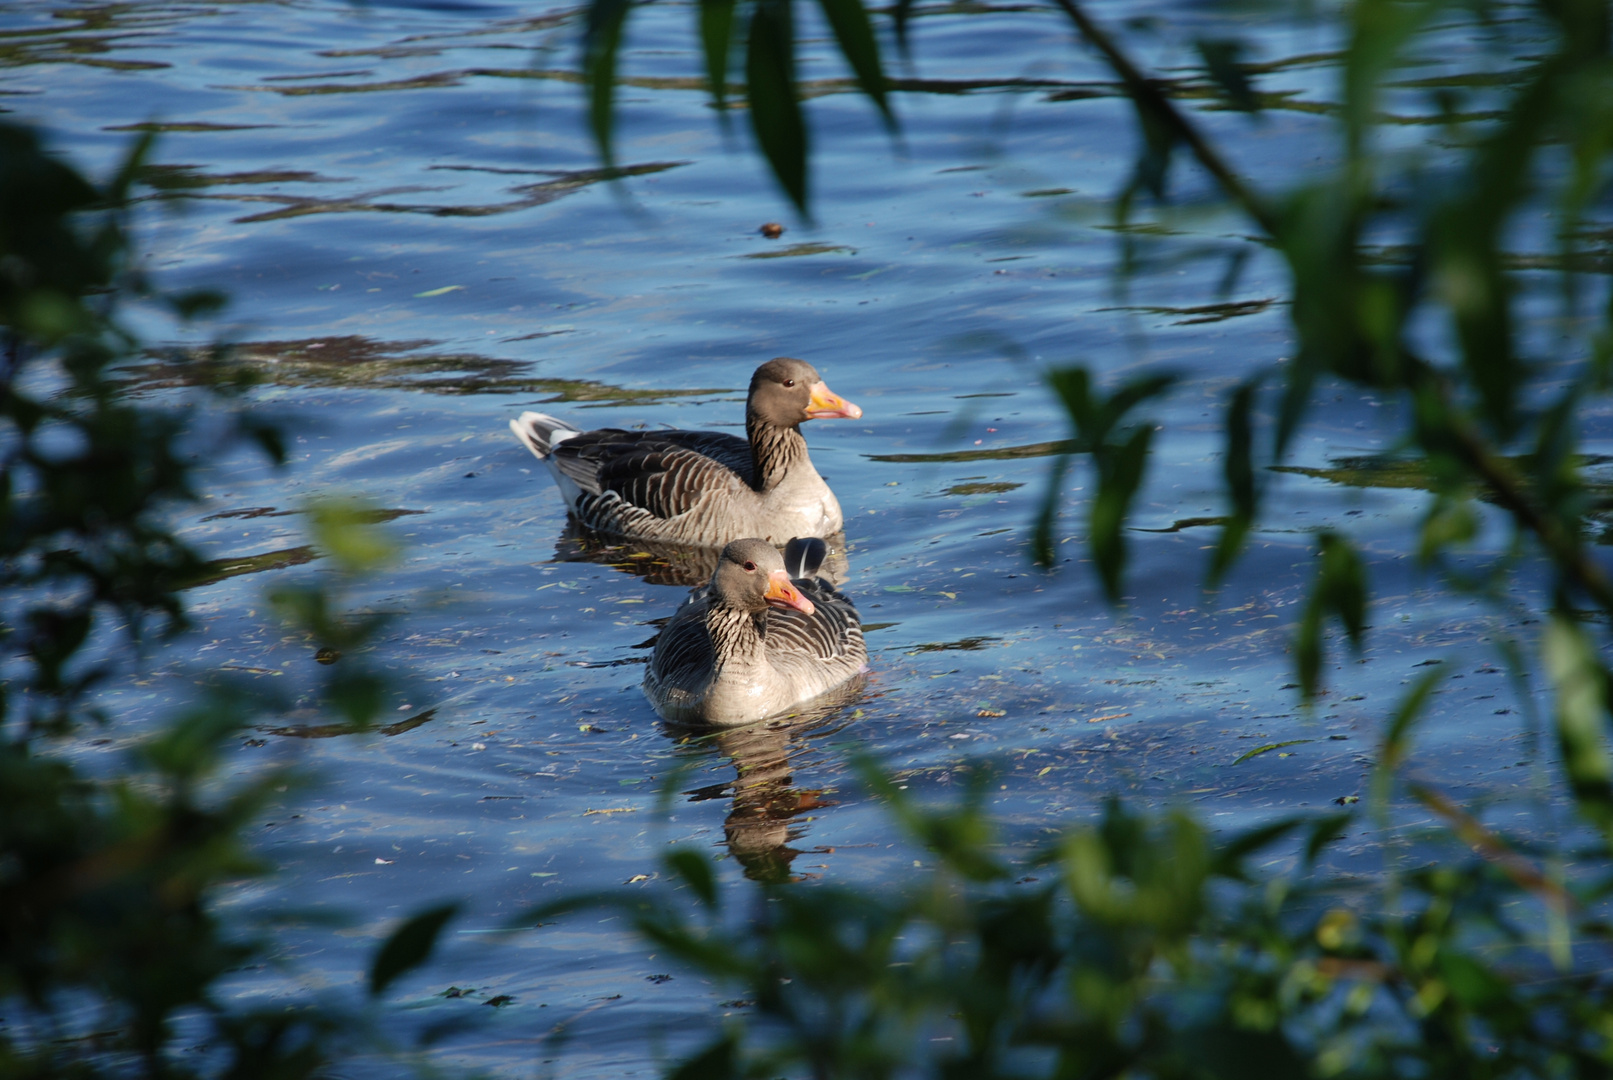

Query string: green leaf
1380 665 1444 776
747 0 808 213
1125 97 1177 202
891 0 917 51
668 1035 737 1080
665 847 718 907
1091 423 1154 603
1045 365 1094 432
307 498 399 573
699 0 738 110
370 902 462 996
1544 613 1613 830
1296 602 1323 700
142 704 251 780
1273 353 1315 461
584 0 631 166
814 0 893 127
1196 38 1259 112
1211 815 1303 877
1211 377 1259 583
107 128 157 203
1098 372 1178 438
1031 453 1071 567
168 288 227 320
1316 532 1366 646
1302 812 1351 865
1295 531 1367 698
1041 367 1174 599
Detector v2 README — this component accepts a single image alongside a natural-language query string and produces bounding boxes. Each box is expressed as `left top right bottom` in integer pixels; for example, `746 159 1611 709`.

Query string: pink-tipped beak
764 570 816 616
806 380 863 420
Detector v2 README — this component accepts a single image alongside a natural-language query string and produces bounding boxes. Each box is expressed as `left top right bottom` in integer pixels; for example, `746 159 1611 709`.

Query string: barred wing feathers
552 429 754 521
765 577 865 674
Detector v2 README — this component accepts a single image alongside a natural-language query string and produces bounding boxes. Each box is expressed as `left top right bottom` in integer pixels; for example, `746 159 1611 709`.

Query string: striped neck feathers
704 603 770 669
745 416 808 493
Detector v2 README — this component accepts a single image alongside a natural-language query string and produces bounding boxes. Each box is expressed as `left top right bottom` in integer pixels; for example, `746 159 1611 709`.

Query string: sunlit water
6 0 1589 1073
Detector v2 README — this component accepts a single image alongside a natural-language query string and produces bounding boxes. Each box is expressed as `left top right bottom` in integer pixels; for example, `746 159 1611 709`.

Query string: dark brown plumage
510 359 860 546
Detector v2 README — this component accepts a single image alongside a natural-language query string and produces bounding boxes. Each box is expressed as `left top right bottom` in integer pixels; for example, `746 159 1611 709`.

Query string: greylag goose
644 537 867 726
509 358 861 546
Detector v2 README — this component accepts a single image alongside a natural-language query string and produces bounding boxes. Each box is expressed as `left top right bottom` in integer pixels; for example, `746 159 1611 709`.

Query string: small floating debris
1233 739 1314 765
759 222 784 238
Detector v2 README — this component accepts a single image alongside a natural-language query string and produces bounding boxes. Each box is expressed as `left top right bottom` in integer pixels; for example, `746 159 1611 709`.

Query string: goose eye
743 560 756 571
783 378 795 388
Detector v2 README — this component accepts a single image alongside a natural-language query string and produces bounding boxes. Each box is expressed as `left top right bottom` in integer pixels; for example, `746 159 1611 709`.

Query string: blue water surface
3 0 1585 1073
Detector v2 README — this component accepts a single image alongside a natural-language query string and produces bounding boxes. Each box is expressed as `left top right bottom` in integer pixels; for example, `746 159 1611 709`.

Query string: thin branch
1051 0 1613 620
1446 409 1613 613
1045 0 1278 238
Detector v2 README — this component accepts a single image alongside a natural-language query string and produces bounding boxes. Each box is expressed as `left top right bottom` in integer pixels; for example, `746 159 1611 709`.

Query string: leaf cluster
536 743 1613 1080
0 123 413 1078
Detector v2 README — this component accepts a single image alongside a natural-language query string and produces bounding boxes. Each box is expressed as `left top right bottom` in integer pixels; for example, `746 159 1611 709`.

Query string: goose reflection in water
553 519 850 588
669 687 864 883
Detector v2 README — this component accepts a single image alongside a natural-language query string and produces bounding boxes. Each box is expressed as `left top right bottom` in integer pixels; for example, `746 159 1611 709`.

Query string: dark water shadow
178 507 424 590
1095 297 1279 325
552 521 850 588
1275 452 1613 541
867 439 1079 464
122 336 731 399
265 707 439 739
180 545 319 590
1273 453 1613 498
665 688 865 883
740 243 858 260
181 161 686 223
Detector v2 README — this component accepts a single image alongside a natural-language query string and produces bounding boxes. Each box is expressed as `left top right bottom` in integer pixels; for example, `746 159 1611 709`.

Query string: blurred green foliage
542 767 1613 1079
557 0 1613 1075
0 123 425 1077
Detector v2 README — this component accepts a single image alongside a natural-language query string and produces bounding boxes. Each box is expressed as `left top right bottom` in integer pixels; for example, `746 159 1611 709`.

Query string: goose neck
746 417 807 493
704 604 770 670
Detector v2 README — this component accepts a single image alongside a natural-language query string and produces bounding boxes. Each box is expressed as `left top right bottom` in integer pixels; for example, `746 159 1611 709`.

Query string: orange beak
806 380 863 420
764 570 816 616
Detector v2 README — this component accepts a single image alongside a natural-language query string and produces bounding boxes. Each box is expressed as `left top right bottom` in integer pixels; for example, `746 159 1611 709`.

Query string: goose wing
551 429 754 518
765 579 865 666
646 594 718 694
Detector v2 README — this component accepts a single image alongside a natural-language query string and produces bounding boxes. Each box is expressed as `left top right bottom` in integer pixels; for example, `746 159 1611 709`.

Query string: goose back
644 538 866 725
509 358 858 546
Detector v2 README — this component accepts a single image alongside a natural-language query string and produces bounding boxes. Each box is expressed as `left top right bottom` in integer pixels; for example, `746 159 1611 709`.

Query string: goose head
748 358 862 429
713 538 816 617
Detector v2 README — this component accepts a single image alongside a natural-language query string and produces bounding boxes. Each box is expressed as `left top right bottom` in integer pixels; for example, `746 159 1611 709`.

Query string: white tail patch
510 411 581 461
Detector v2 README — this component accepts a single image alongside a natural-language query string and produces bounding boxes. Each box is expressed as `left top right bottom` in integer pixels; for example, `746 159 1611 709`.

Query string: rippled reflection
123 336 731 399
670 695 863 883
554 521 851 587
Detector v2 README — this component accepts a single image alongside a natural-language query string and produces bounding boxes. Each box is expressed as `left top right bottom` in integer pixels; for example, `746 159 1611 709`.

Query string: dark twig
1045 0 1279 238
1051 0 1613 620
